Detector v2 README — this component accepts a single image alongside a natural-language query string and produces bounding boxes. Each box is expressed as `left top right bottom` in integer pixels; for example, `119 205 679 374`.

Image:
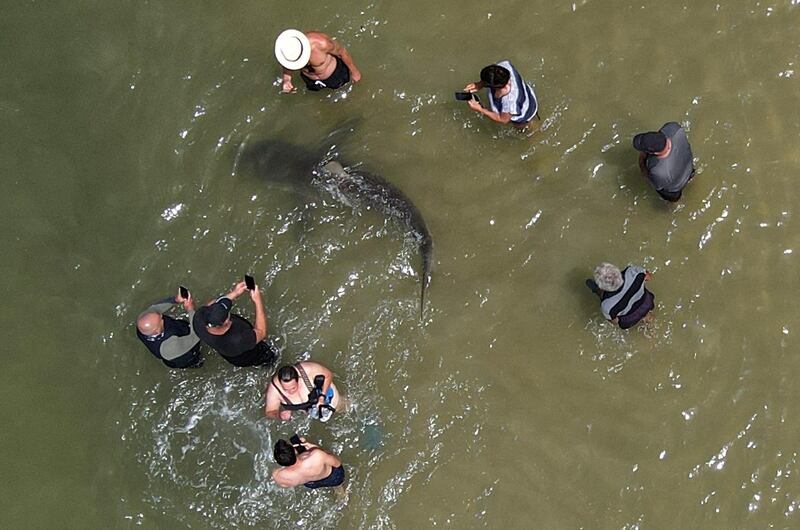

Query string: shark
239 139 433 317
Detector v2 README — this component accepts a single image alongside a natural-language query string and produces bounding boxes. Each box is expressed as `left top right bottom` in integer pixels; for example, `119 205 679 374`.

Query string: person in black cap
633 122 695 202
192 280 277 367
136 288 203 368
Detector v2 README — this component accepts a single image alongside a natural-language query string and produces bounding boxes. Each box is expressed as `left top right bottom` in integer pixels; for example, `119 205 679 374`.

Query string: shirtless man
264 361 341 422
274 29 361 93
272 437 345 494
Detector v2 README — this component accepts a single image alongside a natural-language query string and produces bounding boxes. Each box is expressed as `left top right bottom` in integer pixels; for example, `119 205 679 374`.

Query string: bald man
136 289 203 368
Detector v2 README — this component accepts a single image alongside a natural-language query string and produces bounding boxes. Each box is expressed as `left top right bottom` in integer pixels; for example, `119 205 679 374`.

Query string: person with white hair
274 29 361 93
586 262 655 329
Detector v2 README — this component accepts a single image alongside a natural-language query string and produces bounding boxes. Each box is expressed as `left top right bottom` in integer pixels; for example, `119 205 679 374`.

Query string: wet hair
277 365 299 382
480 64 511 89
593 262 624 292
274 439 297 466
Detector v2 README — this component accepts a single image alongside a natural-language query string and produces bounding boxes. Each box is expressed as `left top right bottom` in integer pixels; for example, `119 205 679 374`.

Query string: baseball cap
633 131 667 153
201 298 233 327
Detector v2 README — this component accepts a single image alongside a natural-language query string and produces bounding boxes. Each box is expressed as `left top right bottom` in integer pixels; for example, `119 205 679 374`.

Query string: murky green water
3 0 800 528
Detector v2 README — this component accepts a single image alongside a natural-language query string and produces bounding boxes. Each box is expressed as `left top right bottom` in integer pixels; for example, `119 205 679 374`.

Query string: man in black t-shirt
193 280 278 367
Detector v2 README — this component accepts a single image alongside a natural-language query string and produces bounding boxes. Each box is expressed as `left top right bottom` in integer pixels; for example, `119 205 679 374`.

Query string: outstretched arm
281 68 296 93
223 281 248 301
464 80 485 92
250 286 267 343
137 295 176 321
468 100 512 124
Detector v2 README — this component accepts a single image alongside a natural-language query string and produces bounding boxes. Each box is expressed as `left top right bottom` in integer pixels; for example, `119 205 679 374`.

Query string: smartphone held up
454 91 479 102
290 434 306 453
244 274 256 291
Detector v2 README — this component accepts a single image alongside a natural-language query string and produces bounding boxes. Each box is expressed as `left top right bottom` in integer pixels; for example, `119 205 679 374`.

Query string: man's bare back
301 32 340 80
273 448 330 485
272 438 345 493
275 30 361 93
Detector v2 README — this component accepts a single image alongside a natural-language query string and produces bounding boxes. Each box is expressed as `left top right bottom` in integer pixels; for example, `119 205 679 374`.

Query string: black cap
200 298 232 327
633 131 667 154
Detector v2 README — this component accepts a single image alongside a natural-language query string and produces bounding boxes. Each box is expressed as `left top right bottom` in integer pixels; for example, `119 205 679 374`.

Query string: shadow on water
233 117 363 188
569 266 600 322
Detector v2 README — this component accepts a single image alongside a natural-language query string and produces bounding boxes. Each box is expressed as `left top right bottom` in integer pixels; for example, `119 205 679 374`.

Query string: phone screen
179 286 189 299
245 275 256 291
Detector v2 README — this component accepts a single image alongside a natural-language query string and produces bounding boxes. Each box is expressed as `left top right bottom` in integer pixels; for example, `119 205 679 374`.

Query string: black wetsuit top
136 315 201 368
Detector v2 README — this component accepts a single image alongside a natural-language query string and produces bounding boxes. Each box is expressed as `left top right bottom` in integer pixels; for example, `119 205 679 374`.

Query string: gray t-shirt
646 122 694 192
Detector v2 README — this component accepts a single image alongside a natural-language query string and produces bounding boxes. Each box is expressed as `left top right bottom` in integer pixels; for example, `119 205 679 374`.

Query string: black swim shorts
304 465 345 489
301 56 350 91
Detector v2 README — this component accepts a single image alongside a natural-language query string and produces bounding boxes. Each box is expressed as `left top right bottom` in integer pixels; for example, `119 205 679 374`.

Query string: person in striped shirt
462 60 540 129
586 262 655 329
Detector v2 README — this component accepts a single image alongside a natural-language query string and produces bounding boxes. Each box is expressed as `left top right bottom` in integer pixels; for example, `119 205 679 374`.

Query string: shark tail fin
419 236 433 319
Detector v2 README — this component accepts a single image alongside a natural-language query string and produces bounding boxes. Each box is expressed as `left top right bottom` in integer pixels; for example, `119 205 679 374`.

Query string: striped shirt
600 265 647 320
486 60 539 124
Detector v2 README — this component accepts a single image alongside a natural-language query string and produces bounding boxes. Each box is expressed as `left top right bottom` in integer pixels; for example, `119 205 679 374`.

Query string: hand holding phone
244 274 256 291
455 91 478 101
179 285 190 299
289 434 306 453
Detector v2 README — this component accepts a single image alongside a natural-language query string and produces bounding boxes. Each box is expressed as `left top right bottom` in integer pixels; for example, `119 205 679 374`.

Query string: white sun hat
274 29 311 70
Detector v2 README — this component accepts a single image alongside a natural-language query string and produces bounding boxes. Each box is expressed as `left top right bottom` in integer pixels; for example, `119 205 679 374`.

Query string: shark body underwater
239 140 433 317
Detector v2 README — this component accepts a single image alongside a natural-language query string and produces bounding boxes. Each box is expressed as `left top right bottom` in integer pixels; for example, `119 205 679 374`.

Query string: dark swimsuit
304 465 345 489
300 56 350 91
